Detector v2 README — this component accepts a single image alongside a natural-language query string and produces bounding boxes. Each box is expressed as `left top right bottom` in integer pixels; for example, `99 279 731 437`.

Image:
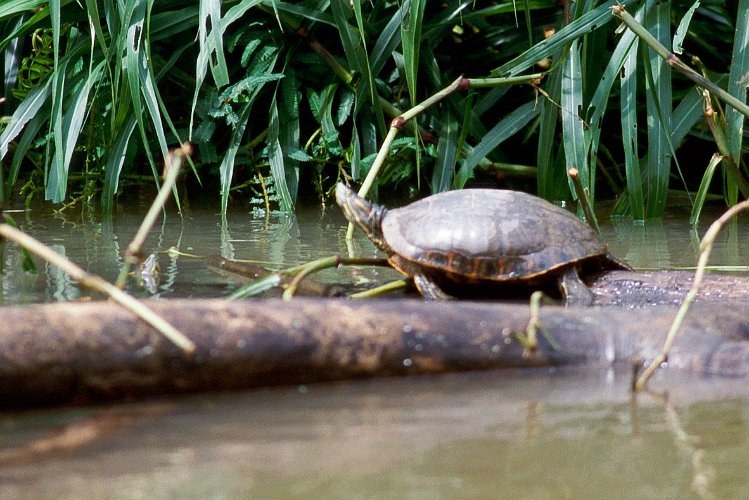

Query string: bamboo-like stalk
612 5 749 120
114 143 193 288
0 224 196 354
345 73 544 240
702 91 749 198
568 167 601 234
634 199 749 391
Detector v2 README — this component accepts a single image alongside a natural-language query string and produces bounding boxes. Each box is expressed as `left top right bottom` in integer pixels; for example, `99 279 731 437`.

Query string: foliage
0 0 746 220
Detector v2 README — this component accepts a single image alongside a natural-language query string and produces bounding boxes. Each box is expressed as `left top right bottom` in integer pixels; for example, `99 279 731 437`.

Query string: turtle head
335 183 389 251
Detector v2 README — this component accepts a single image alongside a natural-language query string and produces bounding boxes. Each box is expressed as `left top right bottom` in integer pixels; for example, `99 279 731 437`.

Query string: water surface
1 200 748 498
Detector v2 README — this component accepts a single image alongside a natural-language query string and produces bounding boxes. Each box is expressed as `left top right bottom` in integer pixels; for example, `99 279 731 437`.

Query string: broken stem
635 199 749 390
0 224 195 354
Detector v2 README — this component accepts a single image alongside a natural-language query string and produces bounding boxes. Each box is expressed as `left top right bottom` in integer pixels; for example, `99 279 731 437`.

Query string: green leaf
672 0 699 55
536 68 563 200
454 101 539 188
689 153 722 225
561 40 587 199
643 2 672 218
102 114 138 214
48 60 105 202
0 78 51 159
125 0 166 183
492 0 638 77
401 0 425 108
432 109 458 193
200 0 229 87
726 0 749 190
620 38 644 221
268 98 294 212
219 102 252 214
585 2 648 180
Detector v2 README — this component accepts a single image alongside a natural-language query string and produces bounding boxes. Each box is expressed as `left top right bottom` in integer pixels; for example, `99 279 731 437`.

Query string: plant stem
115 143 192 288
568 167 601 234
635 199 749 391
0 223 195 354
350 279 410 298
612 6 749 120
345 73 542 239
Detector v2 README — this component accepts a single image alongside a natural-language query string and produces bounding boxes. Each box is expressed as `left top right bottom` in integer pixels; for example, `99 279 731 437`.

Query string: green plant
0 0 746 221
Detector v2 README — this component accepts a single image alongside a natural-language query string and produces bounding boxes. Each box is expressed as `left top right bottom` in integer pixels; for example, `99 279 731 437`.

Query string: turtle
335 182 630 304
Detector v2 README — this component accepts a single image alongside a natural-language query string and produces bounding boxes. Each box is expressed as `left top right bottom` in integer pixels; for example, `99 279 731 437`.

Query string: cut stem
115 143 193 288
634 199 749 390
0 224 195 354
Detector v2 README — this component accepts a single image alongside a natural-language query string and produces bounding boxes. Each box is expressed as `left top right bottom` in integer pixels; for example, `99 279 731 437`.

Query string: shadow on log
2 279 749 408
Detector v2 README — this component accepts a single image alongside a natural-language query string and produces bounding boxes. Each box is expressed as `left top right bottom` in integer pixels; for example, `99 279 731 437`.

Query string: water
1 200 749 498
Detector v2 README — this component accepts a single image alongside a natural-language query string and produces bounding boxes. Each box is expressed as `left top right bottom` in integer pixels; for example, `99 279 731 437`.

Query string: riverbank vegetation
0 0 746 220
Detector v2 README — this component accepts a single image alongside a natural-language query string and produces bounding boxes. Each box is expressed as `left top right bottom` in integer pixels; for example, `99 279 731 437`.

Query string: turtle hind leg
559 268 595 306
413 273 454 301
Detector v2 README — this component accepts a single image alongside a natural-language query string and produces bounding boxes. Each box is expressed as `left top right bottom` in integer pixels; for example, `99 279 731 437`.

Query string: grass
0 0 746 221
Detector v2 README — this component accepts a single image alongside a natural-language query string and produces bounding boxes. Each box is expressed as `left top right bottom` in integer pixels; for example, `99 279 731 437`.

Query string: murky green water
1 200 748 498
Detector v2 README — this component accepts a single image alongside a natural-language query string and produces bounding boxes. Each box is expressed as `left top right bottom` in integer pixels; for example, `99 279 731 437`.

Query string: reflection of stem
115 143 193 289
635 391 715 499
636 200 749 390
612 6 749 120
0 224 195 354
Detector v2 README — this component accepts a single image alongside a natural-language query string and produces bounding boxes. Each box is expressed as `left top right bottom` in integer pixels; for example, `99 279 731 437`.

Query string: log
591 270 749 306
1 289 749 409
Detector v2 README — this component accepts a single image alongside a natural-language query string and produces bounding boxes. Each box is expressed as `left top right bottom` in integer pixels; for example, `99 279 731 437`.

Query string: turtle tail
335 183 389 251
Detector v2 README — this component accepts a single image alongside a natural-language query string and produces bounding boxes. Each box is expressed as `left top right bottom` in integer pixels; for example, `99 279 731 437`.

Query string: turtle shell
381 189 613 283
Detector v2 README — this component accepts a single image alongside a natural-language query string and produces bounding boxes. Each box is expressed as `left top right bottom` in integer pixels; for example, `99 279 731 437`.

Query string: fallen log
591 270 749 306
1 294 749 409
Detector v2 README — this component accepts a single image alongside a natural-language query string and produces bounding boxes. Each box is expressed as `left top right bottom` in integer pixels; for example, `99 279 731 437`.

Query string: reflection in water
604 207 748 271
2 369 749 498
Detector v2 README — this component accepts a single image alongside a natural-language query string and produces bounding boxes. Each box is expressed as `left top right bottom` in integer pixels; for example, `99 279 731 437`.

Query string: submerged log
1 285 749 408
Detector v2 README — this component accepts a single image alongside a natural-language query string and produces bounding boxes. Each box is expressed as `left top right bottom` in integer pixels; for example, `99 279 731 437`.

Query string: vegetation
0 0 746 221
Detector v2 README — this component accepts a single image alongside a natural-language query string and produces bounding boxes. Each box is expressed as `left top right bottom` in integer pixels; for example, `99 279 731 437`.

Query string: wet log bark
591 270 749 307
1 270 749 408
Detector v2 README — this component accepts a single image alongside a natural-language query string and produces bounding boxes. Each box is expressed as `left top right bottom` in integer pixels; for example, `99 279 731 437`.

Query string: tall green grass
0 0 746 220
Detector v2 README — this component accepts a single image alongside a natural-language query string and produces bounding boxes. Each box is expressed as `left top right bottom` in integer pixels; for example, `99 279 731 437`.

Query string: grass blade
101 114 137 214
492 0 637 77
726 0 749 179
643 2 672 218
536 68 564 199
689 153 722 225
219 103 252 214
48 60 105 201
672 0 700 55
561 40 588 200
454 100 539 188
621 38 644 220
432 108 458 193
0 77 51 158
268 97 294 212
401 0 425 108
200 0 229 87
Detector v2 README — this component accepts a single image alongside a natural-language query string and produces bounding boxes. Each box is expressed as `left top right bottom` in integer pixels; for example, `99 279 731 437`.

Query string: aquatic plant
0 0 746 220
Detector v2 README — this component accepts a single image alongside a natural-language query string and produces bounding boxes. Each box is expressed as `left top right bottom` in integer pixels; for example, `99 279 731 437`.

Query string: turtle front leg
559 267 595 306
413 273 454 301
